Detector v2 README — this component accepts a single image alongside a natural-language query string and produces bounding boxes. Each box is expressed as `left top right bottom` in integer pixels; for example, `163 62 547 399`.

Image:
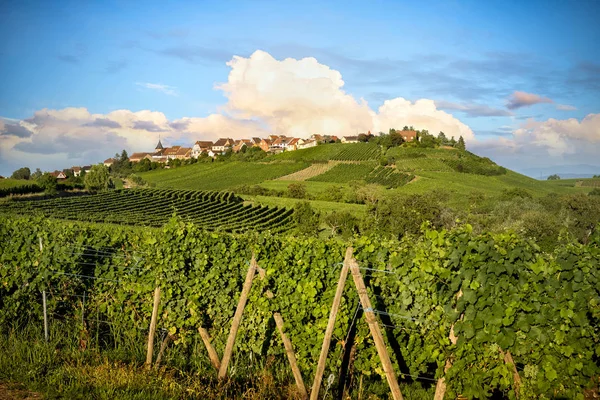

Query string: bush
84 165 114 192
323 211 360 238
292 201 320 236
287 183 308 199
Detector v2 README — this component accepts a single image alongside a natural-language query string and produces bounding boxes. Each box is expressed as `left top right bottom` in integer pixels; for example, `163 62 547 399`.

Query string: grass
242 194 367 217
140 161 308 191
0 179 35 189
265 143 381 162
0 321 433 399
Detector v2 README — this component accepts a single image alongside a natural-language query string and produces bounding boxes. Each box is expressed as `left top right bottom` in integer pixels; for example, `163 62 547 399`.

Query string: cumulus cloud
136 82 178 96
506 91 553 110
1 123 35 138
2 50 475 174
435 100 513 117
471 113 600 168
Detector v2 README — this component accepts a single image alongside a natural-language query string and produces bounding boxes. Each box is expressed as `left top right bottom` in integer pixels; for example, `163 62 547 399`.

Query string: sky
1 0 599 177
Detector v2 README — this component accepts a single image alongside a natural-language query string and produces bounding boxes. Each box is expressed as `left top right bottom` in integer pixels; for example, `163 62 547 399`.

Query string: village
35 130 420 180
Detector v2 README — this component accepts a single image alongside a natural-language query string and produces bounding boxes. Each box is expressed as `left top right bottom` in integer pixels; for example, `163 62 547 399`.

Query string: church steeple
155 136 164 151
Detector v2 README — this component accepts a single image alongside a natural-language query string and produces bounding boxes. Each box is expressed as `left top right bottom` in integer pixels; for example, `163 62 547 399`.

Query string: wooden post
145 286 161 367
218 257 258 379
274 312 308 400
502 349 521 398
198 327 221 370
42 290 48 342
310 247 351 400
155 333 173 367
348 251 404 400
434 290 462 400
39 237 48 343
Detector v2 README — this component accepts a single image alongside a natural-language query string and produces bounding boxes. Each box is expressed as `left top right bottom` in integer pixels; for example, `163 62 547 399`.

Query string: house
341 136 359 144
268 135 280 142
129 152 151 163
270 136 292 152
297 139 317 150
192 141 213 158
50 171 67 180
401 130 418 142
310 134 324 143
103 158 116 167
82 166 92 174
250 137 262 147
162 146 181 160
71 166 82 177
259 139 272 152
175 147 192 160
232 141 247 153
212 138 234 154
285 138 300 151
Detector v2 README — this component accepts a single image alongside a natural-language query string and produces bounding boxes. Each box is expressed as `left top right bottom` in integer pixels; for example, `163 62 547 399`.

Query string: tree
324 211 359 238
456 136 466 150
11 167 31 180
293 201 320 236
84 165 113 192
288 183 308 199
437 131 448 144
547 174 561 180
31 168 43 180
36 173 58 194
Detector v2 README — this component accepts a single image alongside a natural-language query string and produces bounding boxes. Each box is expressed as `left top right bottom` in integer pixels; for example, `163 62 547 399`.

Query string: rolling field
0 188 294 232
140 161 308 190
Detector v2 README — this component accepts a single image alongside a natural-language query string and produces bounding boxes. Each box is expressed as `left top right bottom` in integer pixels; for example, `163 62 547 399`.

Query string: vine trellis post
310 247 404 400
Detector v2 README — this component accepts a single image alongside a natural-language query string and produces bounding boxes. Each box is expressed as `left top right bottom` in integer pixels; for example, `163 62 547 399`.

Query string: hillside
139 143 592 212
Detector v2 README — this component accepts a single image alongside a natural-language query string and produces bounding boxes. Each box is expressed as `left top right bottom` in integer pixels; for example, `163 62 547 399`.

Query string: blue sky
1 0 599 176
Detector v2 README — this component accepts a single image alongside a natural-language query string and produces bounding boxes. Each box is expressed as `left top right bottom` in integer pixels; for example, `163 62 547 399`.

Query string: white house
341 136 359 144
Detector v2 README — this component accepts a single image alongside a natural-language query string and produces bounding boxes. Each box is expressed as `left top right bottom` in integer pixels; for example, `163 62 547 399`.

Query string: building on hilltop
341 136 359 143
297 139 317 149
212 138 234 154
103 158 116 167
401 130 418 142
192 141 213 158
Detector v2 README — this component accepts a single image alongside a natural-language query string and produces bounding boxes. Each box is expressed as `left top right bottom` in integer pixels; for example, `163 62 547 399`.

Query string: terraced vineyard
394 157 454 172
366 166 414 188
309 162 375 183
331 143 381 161
0 189 294 232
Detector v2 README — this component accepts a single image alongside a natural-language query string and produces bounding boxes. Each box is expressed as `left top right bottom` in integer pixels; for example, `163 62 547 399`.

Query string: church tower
155 136 164 152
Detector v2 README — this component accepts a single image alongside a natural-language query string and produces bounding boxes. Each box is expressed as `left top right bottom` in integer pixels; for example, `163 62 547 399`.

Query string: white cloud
136 82 178 96
2 50 477 174
471 113 600 168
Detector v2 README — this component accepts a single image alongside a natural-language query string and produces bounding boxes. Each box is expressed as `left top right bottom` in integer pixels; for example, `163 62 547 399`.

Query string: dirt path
0 383 42 400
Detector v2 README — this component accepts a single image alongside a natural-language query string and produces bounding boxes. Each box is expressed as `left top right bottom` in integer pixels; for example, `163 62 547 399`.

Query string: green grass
140 161 308 190
243 194 367 217
391 170 592 208
0 179 34 189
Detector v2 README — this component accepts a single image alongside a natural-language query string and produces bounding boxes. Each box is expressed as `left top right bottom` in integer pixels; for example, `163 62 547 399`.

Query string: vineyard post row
28 233 531 400
135 247 404 400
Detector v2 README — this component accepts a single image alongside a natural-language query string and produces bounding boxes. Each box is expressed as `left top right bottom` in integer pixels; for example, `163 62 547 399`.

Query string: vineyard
394 158 454 173
1 216 598 399
0 189 294 233
365 167 414 188
140 161 308 190
581 179 600 187
309 163 375 183
331 144 381 161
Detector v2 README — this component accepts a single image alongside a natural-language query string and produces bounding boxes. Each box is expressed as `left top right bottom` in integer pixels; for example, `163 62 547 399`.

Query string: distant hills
519 164 600 180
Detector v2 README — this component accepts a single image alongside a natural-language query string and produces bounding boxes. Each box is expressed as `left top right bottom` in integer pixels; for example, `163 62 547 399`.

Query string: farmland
140 161 308 190
0 188 294 232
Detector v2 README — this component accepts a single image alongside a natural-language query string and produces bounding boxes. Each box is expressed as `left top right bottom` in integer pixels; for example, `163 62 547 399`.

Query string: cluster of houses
128 134 363 163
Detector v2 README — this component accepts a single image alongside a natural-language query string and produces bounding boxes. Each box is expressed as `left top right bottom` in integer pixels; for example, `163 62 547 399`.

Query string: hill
139 144 592 212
